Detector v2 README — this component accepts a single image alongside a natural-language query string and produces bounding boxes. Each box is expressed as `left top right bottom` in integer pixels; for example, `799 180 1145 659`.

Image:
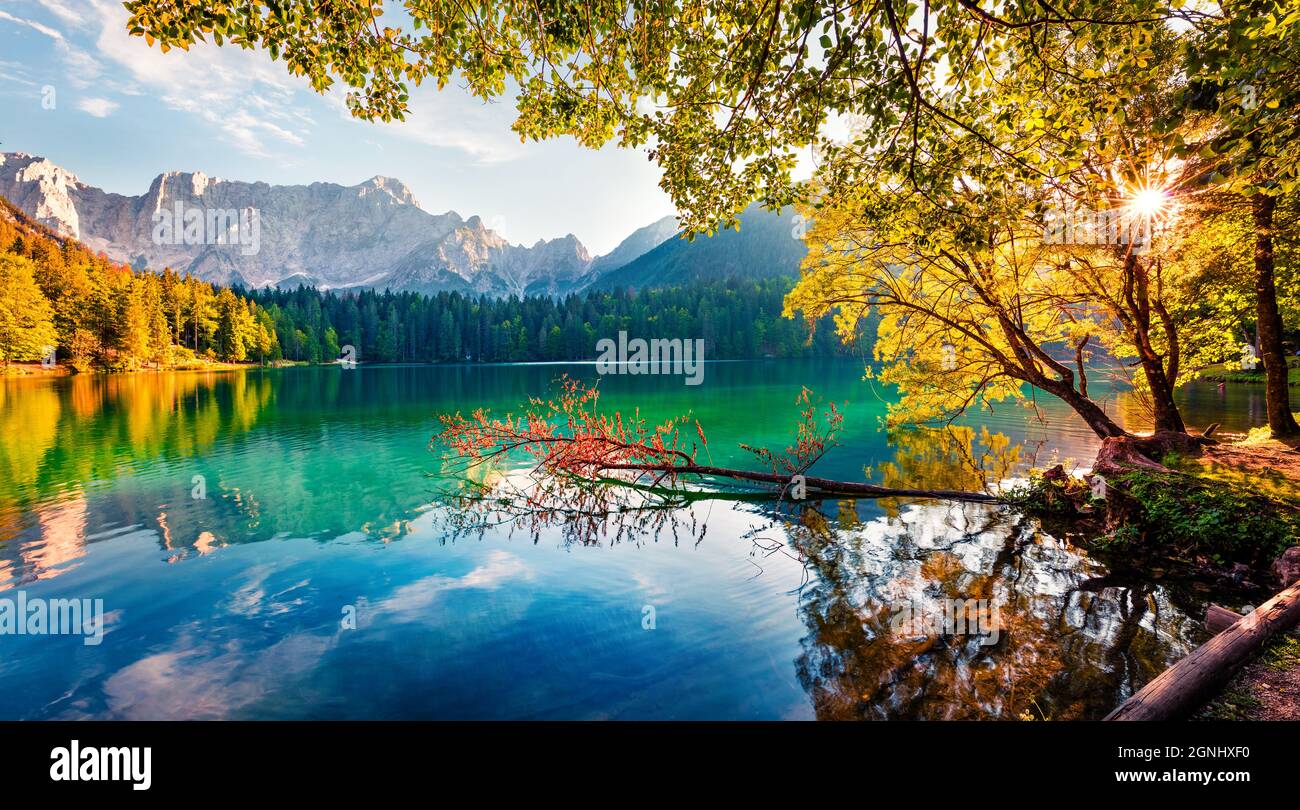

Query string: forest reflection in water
0 364 1240 718
788 499 1203 720
433 423 1210 720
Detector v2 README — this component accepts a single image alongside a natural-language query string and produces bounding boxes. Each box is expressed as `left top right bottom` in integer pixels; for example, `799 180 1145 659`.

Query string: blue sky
0 0 678 254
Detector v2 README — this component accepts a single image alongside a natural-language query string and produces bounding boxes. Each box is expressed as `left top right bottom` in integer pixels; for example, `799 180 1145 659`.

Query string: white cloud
87 0 312 157
0 59 39 89
0 8 61 39
376 550 528 619
35 0 84 27
0 8 102 86
9 0 527 163
327 90 525 165
76 96 117 117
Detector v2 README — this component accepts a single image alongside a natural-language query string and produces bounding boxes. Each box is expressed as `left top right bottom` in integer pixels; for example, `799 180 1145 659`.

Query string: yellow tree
188 279 217 353
0 254 59 369
793 18 1240 439
787 176 1125 439
118 277 152 369
215 288 254 362
142 274 173 367
1044 189 1274 433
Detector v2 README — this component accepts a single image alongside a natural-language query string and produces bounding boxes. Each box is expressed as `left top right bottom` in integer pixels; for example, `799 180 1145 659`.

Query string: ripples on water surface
0 361 1270 719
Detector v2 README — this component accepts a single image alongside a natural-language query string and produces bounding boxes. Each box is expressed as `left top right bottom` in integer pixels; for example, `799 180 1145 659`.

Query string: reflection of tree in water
786 426 1207 719
785 497 1205 720
433 467 712 550
435 472 1208 719
434 422 1216 719
0 371 276 583
870 425 1051 501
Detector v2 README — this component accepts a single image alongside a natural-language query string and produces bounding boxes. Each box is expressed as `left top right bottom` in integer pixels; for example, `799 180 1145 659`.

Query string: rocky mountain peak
359 175 418 207
0 152 86 238
0 151 683 297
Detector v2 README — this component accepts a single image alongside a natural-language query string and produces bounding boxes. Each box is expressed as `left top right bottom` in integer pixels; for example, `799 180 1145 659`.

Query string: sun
1125 184 1171 219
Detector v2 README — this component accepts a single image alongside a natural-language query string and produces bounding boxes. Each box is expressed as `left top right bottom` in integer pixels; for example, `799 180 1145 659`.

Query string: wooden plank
1105 580 1300 721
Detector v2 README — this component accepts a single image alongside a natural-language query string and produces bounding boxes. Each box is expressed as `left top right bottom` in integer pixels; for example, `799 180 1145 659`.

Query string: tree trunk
1124 254 1186 434
1253 193 1299 437
1137 353 1186 433
1045 380 1129 439
598 462 999 502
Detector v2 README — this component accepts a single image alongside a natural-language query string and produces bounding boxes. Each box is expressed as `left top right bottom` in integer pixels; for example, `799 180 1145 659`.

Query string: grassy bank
1 359 310 377
1008 438 1300 578
1193 358 1300 386
1196 628 1300 720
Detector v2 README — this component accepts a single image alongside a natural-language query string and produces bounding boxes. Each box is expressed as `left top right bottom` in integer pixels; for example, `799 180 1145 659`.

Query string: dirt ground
1202 434 1300 478
1186 433 1300 501
1189 435 1300 719
1197 629 1300 721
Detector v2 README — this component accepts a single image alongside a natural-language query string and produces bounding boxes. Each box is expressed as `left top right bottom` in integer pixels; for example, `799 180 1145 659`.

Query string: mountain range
0 151 806 296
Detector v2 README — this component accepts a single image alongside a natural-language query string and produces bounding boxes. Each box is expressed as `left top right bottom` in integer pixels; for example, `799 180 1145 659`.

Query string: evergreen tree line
240 278 850 365
0 198 850 370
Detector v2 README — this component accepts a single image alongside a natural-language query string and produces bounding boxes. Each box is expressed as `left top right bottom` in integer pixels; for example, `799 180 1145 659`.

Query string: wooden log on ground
1105 579 1300 720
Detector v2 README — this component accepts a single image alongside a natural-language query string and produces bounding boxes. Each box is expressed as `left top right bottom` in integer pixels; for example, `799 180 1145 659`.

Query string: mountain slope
590 205 807 291
0 151 470 289
586 215 679 277
0 152 601 295
384 215 595 297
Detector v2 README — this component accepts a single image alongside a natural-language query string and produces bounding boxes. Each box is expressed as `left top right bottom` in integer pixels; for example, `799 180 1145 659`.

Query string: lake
0 360 1271 719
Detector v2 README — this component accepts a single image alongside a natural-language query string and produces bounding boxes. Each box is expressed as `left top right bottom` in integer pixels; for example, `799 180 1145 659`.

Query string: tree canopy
130 1 1281 228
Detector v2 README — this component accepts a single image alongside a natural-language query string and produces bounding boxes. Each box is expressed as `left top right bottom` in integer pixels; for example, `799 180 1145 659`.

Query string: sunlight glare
1127 185 1169 219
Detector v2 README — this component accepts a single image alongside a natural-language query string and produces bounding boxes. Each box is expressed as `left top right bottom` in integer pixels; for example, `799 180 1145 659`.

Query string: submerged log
1105 578 1300 720
597 462 1000 503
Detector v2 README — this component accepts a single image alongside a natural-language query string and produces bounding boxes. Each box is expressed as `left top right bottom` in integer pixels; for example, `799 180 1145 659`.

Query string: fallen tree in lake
431 377 1300 718
432 377 999 508
432 377 1298 581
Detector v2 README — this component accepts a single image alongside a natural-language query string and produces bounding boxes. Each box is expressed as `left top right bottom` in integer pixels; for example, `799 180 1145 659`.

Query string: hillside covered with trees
0 196 848 372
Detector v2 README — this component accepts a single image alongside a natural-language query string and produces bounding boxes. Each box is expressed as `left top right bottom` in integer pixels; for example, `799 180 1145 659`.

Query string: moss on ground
1007 467 1300 571
1259 631 1300 672
1106 469 1300 568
